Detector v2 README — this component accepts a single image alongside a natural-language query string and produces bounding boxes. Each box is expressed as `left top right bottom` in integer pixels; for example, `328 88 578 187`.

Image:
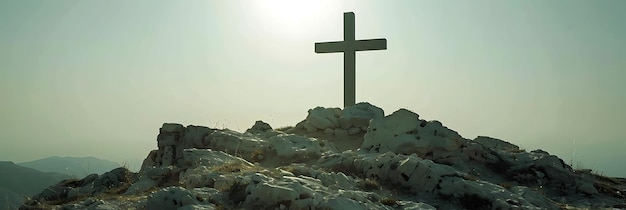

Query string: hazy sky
1 1 624 176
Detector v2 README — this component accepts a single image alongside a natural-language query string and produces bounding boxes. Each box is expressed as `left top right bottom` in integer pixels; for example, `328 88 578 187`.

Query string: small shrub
275 126 294 132
212 162 255 173
250 149 265 162
462 173 479 181
498 182 512 189
358 178 380 191
380 197 397 206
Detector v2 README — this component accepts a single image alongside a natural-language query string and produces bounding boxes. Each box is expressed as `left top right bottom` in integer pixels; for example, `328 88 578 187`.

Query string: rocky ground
19 103 626 209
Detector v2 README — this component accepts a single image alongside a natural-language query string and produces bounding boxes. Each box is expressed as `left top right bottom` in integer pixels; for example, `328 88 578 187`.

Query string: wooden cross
315 12 387 108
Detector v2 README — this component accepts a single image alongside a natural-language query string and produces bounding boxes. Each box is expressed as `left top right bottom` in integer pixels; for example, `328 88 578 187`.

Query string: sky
1 0 624 176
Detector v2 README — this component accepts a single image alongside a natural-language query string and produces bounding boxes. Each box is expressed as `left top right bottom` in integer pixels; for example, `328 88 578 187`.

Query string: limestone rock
268 134 322 161
22 103 626 210
181 148 254 169
22 167 137 208
294 103 384 136
306 107 342 130
339 102 384 129
161 123 184 133
245 120 273 134
146 187 206 209
474 136 520 151
361 108 464 157
318 150 559 209
124 178 158 195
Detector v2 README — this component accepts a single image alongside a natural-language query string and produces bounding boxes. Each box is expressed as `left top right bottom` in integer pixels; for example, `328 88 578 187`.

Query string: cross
315 12 387 108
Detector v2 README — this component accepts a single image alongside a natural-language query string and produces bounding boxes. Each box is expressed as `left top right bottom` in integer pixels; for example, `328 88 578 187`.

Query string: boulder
474 136 520 151
361 109 464 157
306 107 342 130
339 102 384 129
318 150 559 209
146 187 206 209
124 178 158 195
245 120 273 134
268 134 322 161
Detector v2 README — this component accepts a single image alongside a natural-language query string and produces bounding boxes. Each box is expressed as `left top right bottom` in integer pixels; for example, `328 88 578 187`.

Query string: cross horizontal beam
315 39 387 53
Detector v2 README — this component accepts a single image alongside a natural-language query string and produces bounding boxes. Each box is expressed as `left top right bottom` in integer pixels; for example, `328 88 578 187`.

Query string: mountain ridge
17 156 119 178
0 161 73 210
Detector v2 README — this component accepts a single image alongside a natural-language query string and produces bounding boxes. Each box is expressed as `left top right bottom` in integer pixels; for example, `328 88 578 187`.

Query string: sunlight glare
248 0 341 40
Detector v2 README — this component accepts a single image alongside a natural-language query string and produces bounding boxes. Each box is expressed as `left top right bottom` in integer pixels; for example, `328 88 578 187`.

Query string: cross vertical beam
344 12 356 108
315 12 387 108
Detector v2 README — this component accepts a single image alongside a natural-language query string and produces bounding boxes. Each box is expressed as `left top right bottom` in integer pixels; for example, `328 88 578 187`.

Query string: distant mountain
18 156 119 178
0 161 72 210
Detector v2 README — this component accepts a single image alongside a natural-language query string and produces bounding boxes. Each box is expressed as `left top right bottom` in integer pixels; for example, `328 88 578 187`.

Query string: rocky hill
19 103 626 209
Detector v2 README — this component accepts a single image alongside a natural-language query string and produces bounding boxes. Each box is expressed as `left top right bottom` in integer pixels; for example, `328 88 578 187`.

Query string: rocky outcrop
361 108 464 157
21 167 137 209
21 103 626 210
245 120 273 134
295 102 384 136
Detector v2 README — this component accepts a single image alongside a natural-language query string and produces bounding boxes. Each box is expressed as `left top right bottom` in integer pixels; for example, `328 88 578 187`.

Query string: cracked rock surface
20 103 626 210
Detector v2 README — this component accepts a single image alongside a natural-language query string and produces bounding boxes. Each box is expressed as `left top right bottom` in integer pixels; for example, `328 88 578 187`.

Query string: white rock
244 173 313 207
161 123 184 133
205 130 267 158
268 134 322 160
177 204 217 210
305 107 342 130
124 178 158 195
473 136 519 151
147 187 205 210
361 108 463 156
317 172 356 190
181 125 214 148
340 102 384 128
181 149 253 169
397 201 436 210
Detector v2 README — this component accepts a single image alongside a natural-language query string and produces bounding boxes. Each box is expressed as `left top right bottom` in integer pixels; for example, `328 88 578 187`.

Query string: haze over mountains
0 157 119 209
17 156 120 178
0 161 71 209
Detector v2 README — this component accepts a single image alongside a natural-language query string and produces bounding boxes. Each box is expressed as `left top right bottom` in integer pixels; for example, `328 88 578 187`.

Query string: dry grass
462 173 479 181
498 182 513 189
212 162 258 174
358 178 381 191
380 197 398 206
275 126 294 132
250 149 265 163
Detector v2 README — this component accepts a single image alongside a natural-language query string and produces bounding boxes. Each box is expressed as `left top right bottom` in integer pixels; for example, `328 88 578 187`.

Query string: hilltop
20 103 626 209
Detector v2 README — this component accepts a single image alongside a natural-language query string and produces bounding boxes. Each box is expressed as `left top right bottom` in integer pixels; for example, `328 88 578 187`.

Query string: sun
251 0 327 22
247 0 342 40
